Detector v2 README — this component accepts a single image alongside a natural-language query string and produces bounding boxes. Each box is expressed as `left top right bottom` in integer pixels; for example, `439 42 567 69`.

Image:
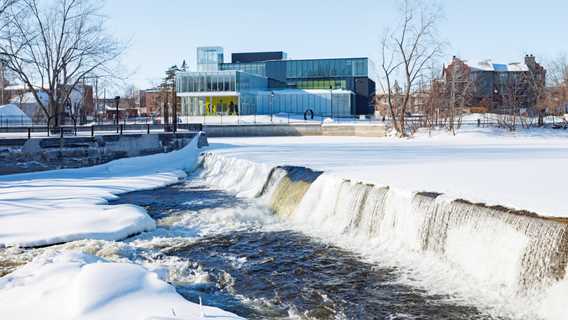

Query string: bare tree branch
0 0 125 127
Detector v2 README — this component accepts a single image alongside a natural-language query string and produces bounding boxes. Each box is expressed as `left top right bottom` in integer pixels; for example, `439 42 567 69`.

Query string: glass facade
177 71 269 116
220 58 369 81
285 58 368 79
177 71 237 93
219 62 266 77
241 90 353 116
177 71 268 94
181 96 239 116
236 72 268 91
177 47 374 116
295 79 347 90
196 47 224 72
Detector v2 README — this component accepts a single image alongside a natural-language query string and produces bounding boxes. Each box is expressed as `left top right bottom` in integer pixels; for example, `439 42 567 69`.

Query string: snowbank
208 128 568 217
0 135 202 247
0 251 242 320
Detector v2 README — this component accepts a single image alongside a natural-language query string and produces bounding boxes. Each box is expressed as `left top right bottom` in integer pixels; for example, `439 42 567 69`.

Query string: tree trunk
163 97 170 132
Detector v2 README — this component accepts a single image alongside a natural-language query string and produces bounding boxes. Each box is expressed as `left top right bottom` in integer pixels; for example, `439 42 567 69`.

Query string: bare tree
443 60 474 134
546 54 568 119
0 0 125 128
378 0 444 137
495 73 528 131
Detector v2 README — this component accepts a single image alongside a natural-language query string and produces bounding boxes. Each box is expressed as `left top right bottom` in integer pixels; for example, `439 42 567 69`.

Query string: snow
207 128 568 217
0 135 202 247
0 251 242 320
10 90 49 105
464 59 530 72
0 104 32 125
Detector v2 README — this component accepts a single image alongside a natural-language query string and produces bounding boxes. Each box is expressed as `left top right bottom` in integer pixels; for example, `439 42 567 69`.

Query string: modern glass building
177 47 375 117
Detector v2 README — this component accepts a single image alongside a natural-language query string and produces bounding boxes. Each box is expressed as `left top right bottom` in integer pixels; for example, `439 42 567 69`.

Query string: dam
104 150 566 319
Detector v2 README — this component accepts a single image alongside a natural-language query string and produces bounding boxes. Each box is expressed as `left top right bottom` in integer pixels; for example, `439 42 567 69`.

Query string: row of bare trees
545 55 568 120
0 0 124 128
378 0 566 136
378 0 444 137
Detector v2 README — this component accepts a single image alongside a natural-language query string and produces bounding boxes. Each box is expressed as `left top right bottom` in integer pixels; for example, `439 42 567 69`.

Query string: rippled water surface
113 178 508 320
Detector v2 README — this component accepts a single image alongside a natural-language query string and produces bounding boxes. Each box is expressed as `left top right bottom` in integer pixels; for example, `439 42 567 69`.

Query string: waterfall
196 153 568 318
257 166 322 217
198 153 272 198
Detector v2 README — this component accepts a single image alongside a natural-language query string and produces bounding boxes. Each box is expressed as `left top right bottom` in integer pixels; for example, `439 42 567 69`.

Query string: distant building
176 47 376 117
138 88 163 116
444 55 546 113
6 84 94 123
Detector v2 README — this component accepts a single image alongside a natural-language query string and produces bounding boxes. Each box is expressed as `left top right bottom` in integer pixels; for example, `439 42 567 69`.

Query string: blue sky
103 0 568 89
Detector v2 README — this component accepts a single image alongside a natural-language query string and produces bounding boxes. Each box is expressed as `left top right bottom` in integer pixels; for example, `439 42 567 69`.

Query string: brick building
444 55 546 114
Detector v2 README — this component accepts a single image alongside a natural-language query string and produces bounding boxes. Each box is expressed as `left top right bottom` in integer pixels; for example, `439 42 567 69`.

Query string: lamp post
270 91 274 123
329 85 333 119
114 96 120 133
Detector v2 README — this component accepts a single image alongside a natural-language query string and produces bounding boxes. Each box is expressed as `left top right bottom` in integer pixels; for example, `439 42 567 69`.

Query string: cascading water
199 152 568 319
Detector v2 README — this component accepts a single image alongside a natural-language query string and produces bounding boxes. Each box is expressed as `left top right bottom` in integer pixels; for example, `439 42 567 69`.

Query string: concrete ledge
204 123 386 138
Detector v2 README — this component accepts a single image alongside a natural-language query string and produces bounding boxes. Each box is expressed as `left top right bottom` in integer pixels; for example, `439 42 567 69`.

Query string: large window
196 47 224 72
177 71 238 93
295 79 347 90
220 62 266 77
177 71 267 93
251 90 353 116
285 58 368 79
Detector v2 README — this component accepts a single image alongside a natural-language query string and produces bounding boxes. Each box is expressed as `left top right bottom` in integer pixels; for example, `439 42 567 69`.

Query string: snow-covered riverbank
0 137 202 247
0 251 242 320
0 135 243 319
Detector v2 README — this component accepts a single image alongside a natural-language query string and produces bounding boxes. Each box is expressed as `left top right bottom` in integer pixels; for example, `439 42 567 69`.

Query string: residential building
6 84 94 123
177 47 376 117
444 55 546 113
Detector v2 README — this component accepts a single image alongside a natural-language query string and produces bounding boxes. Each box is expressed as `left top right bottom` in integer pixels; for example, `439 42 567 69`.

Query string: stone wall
0 132 207 175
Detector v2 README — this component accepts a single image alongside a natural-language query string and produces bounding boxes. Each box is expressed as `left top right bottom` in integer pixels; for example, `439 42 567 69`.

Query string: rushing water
113 177 506 320
2 151 565 319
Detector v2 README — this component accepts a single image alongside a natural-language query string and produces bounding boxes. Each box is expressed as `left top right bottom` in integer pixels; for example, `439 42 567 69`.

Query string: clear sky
102 0 568 90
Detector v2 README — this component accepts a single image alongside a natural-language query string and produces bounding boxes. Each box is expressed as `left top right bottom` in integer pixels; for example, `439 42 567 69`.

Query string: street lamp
114 96 120 133
329 85 333 119
270 91 274 123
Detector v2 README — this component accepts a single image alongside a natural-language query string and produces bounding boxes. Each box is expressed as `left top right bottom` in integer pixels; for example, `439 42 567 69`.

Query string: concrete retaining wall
204 123 386 138
0 132 207 175
204 124 322 137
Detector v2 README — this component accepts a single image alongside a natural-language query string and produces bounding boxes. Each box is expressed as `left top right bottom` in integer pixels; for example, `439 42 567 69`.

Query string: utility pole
114 96 120 133
172 78 177 133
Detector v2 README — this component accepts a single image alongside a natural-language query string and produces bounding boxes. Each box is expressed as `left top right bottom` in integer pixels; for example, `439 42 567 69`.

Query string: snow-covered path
208 128 568 217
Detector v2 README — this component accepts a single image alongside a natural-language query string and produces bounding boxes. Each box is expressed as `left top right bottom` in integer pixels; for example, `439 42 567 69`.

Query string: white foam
198 153 567 320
